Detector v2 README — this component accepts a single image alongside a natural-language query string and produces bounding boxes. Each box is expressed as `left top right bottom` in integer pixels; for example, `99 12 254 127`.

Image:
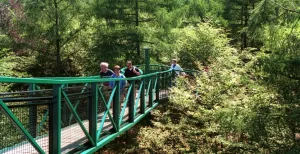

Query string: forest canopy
1 0 300 153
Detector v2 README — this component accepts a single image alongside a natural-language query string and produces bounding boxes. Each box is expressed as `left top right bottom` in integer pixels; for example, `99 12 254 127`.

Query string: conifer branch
269 0 300 14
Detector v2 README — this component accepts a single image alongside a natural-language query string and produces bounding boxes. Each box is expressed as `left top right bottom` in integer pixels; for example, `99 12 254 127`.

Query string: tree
8 0 93 76
222 0 259 49
87 0 189 70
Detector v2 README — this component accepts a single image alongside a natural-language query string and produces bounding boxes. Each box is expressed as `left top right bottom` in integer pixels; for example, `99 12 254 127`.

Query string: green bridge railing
0 64 199 154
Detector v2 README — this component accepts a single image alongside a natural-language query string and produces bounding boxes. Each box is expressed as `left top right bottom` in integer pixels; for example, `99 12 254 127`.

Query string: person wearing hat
109 65 127 103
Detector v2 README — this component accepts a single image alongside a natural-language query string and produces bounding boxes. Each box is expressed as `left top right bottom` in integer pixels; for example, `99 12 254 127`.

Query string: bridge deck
1 92 167 154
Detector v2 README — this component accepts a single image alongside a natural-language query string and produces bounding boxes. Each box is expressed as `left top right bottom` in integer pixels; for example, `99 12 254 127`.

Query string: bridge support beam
140 79 145 114
29 83 37 138
129 81 135 123
171 70 175 87
49 84 62 154
145 77 154 125
149 77 153 107
156 74 160 102
113 81 120 132
89 83 98 145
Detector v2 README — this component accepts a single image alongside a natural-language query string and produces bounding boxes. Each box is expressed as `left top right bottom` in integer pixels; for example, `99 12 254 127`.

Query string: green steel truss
0 64 200 154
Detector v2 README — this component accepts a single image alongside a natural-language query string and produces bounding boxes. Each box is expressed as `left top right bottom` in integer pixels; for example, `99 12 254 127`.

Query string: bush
170 23 229 69
135 24 300 153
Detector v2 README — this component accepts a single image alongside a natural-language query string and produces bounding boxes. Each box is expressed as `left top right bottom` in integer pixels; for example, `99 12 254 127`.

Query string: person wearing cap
170 59 186 76
109 65 127 102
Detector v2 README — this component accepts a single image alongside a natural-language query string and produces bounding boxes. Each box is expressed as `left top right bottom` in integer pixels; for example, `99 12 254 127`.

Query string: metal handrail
0 63 199 154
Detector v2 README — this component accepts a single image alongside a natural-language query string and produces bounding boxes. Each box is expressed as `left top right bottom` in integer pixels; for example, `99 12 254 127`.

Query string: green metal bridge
0 63 199 154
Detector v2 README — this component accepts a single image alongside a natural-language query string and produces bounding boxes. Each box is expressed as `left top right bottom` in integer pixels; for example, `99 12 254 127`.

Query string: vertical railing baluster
140 78 145 114
29 83 37 138
129 81 135 122
163 72 165 99
113 81 120 132
149 77 153 107
156 74 160 102
49 84 62 154
165 72 167 97
63 84 68 125
89 83 98 145
171 70 175 87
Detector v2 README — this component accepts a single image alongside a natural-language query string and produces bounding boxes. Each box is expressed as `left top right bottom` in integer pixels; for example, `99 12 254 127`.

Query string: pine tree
9 0 92 76
222 0 259 49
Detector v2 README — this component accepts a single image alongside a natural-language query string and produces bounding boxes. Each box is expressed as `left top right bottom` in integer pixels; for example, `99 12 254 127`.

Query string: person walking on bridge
124 60 140 104
109 65 126 104
100 62 114 79
170 59 186 76
100 62 114 105
124 60 141 79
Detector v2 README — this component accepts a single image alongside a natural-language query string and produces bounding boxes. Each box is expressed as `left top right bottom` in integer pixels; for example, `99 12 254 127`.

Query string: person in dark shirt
124 60 140 102
100 62 114 87
124 60 140 79
99 62 114 103
99 62 114 78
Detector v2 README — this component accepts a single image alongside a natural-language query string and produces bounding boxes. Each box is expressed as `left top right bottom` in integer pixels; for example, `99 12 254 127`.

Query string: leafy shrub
135 23 300 153
170 23 229 69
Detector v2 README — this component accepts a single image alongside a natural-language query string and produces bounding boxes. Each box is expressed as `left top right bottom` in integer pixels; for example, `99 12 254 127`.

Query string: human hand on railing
133 69 140 75
132 67 140 75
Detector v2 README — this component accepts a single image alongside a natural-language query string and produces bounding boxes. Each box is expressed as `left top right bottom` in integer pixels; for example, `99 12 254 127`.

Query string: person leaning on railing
109 65 126 104
170 59 186 76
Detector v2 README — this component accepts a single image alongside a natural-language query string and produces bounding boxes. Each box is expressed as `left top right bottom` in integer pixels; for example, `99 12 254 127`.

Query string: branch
60 23 89 48
280 72 300 81
139 18 155 22
270 0 300 14
141 40 155 44
57 0 63 5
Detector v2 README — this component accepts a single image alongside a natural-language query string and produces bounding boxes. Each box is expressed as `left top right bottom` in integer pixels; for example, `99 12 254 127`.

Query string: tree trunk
135 0 140 57
241 4 249 50
241 5 244 50
54 0 61 76
251 1 255 47
243 5 248 49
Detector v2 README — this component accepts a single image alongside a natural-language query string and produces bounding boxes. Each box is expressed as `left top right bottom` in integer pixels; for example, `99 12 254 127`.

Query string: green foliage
135 19 300 153
0 0 230 77
1 1 300 153
4 0 93 76
0 34 29 91
171 23 229 68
